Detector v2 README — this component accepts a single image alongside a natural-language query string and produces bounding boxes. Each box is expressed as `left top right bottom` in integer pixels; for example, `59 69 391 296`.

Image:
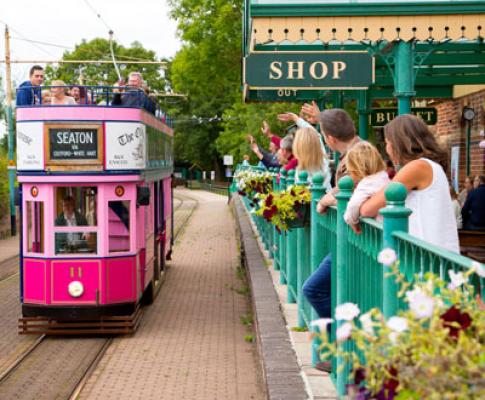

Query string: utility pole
5 26 16 236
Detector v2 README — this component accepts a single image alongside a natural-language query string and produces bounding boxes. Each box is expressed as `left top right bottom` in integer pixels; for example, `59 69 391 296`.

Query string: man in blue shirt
16 65 44 106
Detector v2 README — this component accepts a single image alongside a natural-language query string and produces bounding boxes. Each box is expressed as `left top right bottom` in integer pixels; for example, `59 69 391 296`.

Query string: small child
344 141 390 229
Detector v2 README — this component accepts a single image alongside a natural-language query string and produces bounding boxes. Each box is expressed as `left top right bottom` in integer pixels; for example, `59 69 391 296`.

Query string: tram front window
54 186 97 255
26 201 44 254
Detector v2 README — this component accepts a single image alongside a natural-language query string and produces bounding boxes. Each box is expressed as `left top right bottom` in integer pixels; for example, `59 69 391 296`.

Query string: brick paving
0 235 19 264
80 189 265 400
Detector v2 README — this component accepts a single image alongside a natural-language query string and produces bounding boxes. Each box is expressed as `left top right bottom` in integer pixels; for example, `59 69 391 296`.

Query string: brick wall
434 90 485 190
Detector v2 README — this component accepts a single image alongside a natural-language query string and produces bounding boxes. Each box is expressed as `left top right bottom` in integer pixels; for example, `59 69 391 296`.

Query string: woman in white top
343 141 390 229
50 80 76 105
360 114 459 253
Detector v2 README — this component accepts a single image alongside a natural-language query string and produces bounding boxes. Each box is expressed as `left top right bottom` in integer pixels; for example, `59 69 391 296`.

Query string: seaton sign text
244 52 374 89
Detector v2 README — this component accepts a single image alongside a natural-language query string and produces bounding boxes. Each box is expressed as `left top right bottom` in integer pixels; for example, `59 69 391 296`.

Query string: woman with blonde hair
293 127 325 176
50 80 76 105
344 141 390 229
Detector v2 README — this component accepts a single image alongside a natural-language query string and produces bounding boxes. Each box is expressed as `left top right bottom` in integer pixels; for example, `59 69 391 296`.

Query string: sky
0 0 181 88
0 0 181 136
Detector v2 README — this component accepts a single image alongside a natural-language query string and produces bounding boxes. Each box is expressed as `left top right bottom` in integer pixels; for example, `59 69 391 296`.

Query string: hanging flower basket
256 185 311 232
285 202 310 230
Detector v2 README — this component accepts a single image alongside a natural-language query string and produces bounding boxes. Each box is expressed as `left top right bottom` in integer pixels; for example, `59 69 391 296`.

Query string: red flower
290 189 296 196
265 194 274 207
440 305 472 339
263 205 277 221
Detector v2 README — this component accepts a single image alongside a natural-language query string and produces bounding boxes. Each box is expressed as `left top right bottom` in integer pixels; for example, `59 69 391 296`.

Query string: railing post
297 170 310 328
279 169 288 284
335 176 354 397
286 169 297 303
310 172 326 365
269 168 280 262
379 182 412 318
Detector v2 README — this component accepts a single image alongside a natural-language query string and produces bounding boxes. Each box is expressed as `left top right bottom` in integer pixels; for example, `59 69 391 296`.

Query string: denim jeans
302 253 331 318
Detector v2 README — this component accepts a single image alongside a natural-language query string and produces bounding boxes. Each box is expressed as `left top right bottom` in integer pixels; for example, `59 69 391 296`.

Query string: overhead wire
0 20 55 57
10 37 73 50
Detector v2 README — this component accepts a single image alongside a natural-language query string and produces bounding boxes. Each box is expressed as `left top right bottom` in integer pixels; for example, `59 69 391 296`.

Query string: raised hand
261 121 271 137
246 134 255 144
301 101 320 124
277 112 298 122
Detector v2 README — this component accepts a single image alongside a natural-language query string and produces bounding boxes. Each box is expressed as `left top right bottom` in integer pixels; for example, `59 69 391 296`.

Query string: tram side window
54 187 97 227
108 201 131 253
26 202 44 253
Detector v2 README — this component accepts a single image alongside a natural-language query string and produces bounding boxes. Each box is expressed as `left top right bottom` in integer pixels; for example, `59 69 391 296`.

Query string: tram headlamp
68 281 84 298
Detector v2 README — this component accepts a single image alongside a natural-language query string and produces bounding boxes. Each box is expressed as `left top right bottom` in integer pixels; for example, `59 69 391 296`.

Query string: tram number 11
277 89 297 97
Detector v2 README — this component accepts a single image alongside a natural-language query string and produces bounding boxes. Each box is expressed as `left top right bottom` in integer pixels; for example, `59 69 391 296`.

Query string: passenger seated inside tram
55 196 89 253
50 80 76 105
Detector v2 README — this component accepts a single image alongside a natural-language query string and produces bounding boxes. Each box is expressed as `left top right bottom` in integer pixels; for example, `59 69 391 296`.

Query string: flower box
286 203 310 230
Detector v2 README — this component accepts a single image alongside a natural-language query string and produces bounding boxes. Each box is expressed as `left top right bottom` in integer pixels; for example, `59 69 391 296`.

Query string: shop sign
244 51 374 89
371 108 437 126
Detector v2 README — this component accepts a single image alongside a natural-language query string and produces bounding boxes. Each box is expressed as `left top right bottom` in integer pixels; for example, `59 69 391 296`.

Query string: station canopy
243 0 485 102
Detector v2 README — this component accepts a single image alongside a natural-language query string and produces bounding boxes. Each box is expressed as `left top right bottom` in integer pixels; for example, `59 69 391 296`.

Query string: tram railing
16 85 173 127
234 165 484 396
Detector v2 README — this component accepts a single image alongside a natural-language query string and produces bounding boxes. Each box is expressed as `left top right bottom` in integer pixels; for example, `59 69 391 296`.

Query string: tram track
0 190 198 400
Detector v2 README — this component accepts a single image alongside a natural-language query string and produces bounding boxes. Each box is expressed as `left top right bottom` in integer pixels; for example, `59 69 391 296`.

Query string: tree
44 38 167 92
167 0 242 171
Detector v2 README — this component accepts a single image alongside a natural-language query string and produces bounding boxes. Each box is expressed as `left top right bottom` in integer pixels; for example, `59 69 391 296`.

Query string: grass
291 326 309 332
244 334 254 343
240 313 253 328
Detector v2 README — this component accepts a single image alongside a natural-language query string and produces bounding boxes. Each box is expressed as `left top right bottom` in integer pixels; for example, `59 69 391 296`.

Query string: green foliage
0 155 10 219
44 38 167 92
216 102 301 165
167 0 242 169
244 334 254 343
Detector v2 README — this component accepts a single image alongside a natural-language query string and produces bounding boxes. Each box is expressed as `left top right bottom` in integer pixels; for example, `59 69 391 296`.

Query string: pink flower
336 322 353 343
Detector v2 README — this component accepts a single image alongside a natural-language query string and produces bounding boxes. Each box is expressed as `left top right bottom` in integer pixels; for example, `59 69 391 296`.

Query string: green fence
234 164 484 396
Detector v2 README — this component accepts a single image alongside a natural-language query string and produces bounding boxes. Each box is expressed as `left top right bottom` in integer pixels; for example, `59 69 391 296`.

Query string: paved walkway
80 189 264 400
0 235 19 263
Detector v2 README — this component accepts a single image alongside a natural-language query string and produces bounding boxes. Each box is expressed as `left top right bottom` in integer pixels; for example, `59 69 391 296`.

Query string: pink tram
16 88 174 334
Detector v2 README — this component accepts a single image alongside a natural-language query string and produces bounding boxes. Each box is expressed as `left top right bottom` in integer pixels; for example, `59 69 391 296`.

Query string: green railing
234 164 484 396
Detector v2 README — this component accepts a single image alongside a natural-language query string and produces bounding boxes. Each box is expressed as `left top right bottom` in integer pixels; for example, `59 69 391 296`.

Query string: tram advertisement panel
44 123 103 170
17 122 44 170
105 122 146 170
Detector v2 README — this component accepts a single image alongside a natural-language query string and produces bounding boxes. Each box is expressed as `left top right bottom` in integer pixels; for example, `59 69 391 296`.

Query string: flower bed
314 250 485 399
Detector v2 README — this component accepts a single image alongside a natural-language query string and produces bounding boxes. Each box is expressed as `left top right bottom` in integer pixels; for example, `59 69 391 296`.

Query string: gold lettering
269 62 283 80
376 112 386 123
309 61 328 79
332 61 347 79
287 61 305 80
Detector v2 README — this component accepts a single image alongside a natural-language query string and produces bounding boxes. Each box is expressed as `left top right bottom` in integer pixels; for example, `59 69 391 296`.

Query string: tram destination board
45 124 103 169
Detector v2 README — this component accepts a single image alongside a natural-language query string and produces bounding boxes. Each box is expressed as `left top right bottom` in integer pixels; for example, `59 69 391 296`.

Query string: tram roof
243 0 485 101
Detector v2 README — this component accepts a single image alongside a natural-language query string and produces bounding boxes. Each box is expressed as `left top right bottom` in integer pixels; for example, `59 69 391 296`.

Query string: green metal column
357 90 370 140
6 105 16 236
271 168 279 268
394 41 415 115
279 169 288 285
310 173 326 366
297 171 310 328
379 182 412 318
332 91 343 169
286 170 297 303
335 176 354 397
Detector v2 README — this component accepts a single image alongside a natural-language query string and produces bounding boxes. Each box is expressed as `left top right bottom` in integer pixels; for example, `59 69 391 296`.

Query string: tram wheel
141 281 154 305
